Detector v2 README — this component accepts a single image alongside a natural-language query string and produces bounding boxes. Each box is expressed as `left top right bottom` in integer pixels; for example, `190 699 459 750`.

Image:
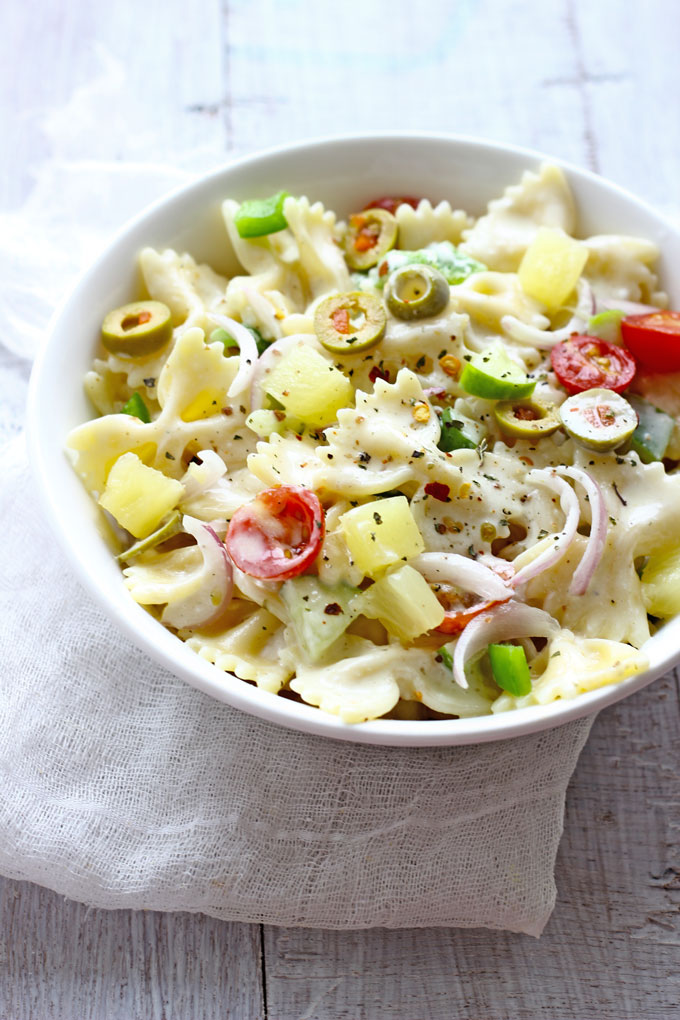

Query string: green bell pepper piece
121 392 151 423
234 191 289 238
488 642 532 696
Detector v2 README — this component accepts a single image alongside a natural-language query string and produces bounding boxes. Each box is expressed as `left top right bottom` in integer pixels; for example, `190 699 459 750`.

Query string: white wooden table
1 1 679 1016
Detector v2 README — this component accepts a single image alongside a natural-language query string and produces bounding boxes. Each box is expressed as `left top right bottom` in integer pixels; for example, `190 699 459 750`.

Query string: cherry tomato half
362 195 421 216
550 335 636 395
226 486 325 580
621 311 680 372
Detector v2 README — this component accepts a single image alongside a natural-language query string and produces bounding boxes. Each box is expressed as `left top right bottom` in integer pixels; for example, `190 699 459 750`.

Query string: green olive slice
343 208 398 270
494 398 561 438
559 388 638 451
102 300 173 358
314 292 386 354
384 264 450 320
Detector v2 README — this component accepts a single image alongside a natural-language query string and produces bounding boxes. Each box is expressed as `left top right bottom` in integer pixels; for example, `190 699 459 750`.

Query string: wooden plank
0 878 265 1020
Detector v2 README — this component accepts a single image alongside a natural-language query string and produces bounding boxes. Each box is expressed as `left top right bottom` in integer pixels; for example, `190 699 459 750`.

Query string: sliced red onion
413 552 514 601
452 601 560 689
162 515 233 629
180 450 227 502
208 312 259 400
248 334 312 411
554 465 608 595
511 470 580 588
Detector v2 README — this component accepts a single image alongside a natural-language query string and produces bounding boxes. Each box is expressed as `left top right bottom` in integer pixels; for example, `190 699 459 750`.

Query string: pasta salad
66 163 680 724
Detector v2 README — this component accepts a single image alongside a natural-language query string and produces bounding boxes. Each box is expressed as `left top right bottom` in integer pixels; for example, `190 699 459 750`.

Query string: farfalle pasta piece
450 272 549 336
283 195 352 300
186 608 292 694
317 369 440 497
460 162 575 272
582 234 663 304
289 635 412 723
139 248 229 332
123 545 203 606
247 432 327 490
491 629 648 712
395 199 472 251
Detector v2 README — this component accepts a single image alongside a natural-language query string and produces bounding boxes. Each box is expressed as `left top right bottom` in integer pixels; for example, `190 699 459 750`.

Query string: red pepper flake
369 365 390 384
424 481 451 503
324 602 343 616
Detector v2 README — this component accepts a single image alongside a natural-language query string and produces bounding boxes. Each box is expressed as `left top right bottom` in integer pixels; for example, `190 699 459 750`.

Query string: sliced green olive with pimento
559 387 638 452
102 300 173 358
314 292 386 354
343 208 398 270
493 398 560 439
384 264 450 321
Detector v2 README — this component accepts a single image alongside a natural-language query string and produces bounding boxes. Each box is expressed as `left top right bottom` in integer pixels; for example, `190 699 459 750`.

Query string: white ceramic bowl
27 133 680 746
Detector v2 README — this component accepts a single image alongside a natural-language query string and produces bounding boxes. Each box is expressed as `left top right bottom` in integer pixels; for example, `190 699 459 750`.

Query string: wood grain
1 0 679 1017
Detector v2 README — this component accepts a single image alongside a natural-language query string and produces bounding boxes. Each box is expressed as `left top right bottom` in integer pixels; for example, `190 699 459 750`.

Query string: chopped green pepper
488 642 532 696
460 341 536 400
628 396 675 463
121 391 151 423
438 408 482 452
234 191 289 238
437 645 454 671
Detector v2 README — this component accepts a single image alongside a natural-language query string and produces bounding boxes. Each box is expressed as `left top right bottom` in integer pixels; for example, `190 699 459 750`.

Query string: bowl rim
26 130 680 746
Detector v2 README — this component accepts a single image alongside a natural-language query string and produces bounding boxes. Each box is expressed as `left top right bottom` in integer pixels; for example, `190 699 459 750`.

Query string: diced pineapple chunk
640 546 680 618
99 452 184 538
339 496 424 576
264 345 353 428
518 227 588 310
360 564 444 640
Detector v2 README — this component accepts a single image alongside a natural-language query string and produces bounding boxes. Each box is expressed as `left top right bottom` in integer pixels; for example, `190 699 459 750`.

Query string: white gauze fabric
0 58 594 936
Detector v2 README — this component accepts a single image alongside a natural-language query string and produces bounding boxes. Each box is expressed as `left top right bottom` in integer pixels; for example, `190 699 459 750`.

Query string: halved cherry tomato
226 486 325 580
621 311 680 372
550 335 636 395
362 195 421 215
436 599 503 635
